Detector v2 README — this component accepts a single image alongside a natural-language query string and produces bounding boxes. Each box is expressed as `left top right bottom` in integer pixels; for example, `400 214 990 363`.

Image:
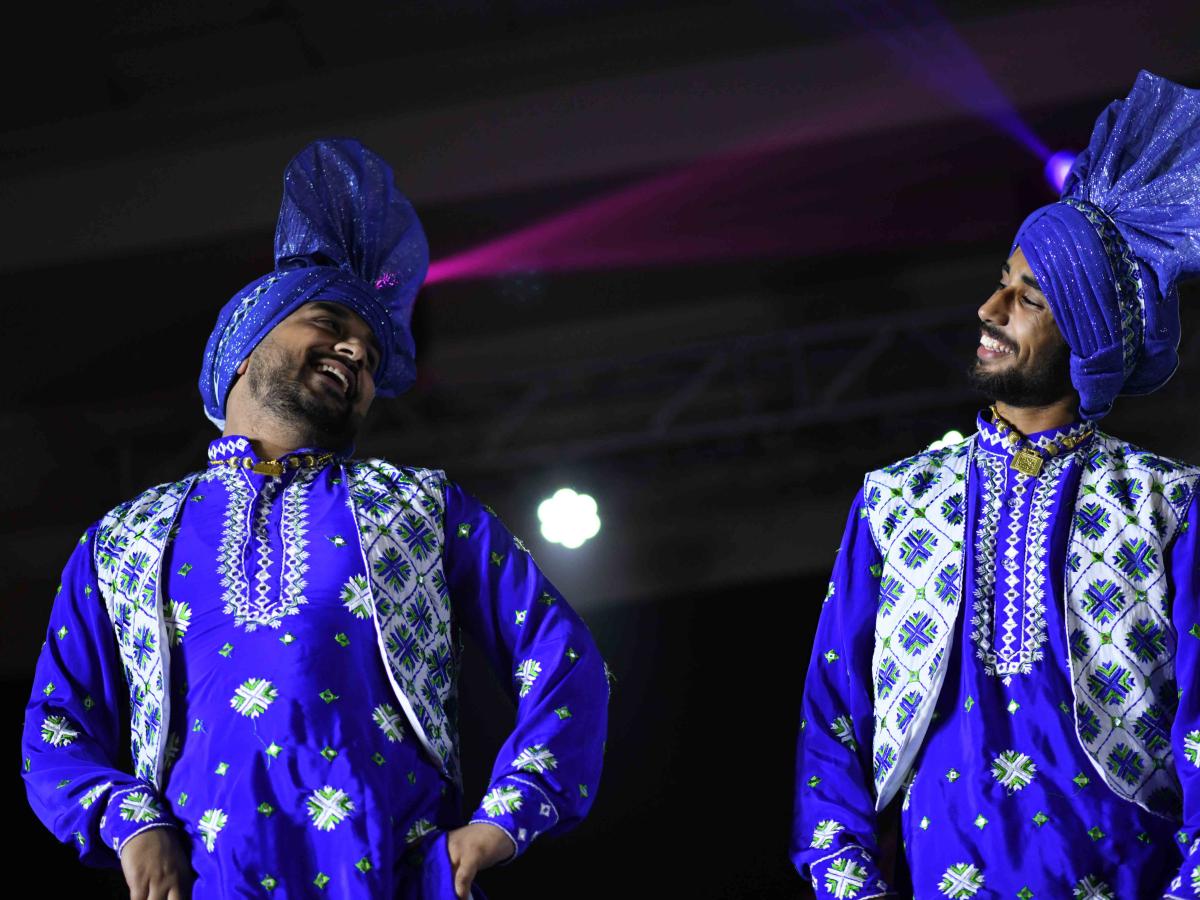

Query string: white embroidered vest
92 460 460 790
863 432 1199 816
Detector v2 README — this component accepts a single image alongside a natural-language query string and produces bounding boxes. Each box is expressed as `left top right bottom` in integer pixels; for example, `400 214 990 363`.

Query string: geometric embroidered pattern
1064 435 1200 816
347 461 459 784
864 436 971 811
866 428 1200 818
95 461 462 789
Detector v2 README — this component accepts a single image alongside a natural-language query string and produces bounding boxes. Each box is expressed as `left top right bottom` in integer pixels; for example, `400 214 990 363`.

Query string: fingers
454 858 478 900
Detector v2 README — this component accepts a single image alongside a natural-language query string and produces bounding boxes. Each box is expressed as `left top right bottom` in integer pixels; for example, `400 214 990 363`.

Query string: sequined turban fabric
1013 71 1200 420
199 138 429 428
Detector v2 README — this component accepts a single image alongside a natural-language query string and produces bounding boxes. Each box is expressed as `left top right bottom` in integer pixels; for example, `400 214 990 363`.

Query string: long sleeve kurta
793 414 1200 899
21 435 608 898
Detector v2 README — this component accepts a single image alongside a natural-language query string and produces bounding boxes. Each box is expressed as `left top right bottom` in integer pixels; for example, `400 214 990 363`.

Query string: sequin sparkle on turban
199 138 429 428
1013 71 1200 420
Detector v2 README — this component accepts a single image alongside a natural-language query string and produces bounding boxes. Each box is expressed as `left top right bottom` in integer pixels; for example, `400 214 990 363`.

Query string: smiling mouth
979 332 1015 356
313 362 352 398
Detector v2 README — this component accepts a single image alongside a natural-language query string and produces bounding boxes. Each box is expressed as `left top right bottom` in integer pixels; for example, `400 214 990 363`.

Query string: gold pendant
252 460 285 476
1010 448 1044 476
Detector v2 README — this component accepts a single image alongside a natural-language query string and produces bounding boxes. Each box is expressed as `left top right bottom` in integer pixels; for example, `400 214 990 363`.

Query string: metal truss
370 306 994 472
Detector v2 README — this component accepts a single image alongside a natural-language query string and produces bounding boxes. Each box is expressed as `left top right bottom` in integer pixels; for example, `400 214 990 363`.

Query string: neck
993 395 1079 436
222 409 324 460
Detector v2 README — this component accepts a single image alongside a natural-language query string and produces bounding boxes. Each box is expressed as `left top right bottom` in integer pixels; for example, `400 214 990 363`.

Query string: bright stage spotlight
1044 150 1077 193
928 429 965 451
537 488 601 549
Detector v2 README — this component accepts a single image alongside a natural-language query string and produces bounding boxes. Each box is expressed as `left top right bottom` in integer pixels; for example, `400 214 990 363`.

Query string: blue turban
199 138 429 428
1012 71 1200 420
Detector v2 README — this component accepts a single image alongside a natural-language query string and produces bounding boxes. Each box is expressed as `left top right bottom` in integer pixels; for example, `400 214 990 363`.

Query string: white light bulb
538 488 601 549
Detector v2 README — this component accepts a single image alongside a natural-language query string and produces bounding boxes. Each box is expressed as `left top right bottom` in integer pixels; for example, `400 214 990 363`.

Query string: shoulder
345 459 450 515
1086 431 1200 518
97 471 203 530
1088 431 1200 478
863 435 973 499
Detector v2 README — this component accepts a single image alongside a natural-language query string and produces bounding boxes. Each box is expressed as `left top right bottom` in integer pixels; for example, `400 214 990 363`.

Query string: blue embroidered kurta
792 413 1200 899
22 435 608 898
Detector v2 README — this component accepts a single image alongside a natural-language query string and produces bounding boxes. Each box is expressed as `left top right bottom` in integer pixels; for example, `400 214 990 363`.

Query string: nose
334 336 367 368
978 285 1010 327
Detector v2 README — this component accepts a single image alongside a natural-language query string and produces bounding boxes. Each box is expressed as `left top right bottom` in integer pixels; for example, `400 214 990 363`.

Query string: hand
446 823 515 899
119 826 192 900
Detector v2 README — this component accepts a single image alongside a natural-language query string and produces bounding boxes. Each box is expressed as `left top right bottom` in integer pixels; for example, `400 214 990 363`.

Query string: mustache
979 323 1017 353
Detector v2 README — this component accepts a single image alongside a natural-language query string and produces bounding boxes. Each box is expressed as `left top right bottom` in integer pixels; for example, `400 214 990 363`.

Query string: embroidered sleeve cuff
808 846 895 899
469 774 561 861
100 783 177 857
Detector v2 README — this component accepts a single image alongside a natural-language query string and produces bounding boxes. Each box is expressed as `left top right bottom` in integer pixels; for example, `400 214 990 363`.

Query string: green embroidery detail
178 792 188 806
42 682 55 696
1032 811 1048 826
321 746 338 762
334 633 350 647
823 650 839 663
407 771 417 785
515 610 527 626
319 689 338 703
258 802 274 816
1007 699 1019 715
540 592 557 606
55 779 71 789
919 816 930 830
266 742 282 758
314 873 330 889
457 523 471 538
1017 888 1033 900
280 632 296 645
946 768 960 782
219 642 234 657
355 857 372 874
490 552 504 567
1072 773 1090 788
565 647 580 663
215 762 229 775
807 775 822 788
177 563 193 576
1087 826 1105 841
261 875 277 890
554 706 572 719
964 696 974 712
579 783 589 798
56 626 68 639
372 752 386 766
328 535 347 547
973 814 987 829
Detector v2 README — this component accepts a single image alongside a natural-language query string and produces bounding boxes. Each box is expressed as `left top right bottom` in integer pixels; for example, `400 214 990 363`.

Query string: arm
442 482 609 862
1165 490 1200 898
792 489 896 898
20 526 180 868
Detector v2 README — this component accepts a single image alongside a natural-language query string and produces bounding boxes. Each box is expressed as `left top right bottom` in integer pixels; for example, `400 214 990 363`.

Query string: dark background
5 1 1200 897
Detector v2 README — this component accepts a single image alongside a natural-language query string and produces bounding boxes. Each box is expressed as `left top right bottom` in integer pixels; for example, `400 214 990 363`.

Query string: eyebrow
1001 262 1044 293
310 302 382 360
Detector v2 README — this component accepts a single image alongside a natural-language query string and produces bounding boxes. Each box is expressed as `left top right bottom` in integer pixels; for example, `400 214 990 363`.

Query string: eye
1021 296 1043 309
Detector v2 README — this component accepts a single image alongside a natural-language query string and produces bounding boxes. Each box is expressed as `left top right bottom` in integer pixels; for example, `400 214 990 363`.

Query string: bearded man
21 139 609 900
791 72 1200 898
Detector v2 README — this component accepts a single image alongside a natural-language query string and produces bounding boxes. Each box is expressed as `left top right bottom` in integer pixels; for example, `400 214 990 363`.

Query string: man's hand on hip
120 826 192 900
446 822 515 899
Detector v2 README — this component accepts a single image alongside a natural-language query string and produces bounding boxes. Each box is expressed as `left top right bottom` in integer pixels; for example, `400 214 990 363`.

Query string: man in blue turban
21 139 610 899
791 72 1200 897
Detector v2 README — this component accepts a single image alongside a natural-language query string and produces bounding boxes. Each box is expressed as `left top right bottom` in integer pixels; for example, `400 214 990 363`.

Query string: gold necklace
988 405 1093 477
209 451 338 477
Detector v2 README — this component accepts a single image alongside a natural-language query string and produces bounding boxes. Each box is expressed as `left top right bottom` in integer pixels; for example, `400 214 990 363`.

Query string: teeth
317 364 349 393
980 334 1013 354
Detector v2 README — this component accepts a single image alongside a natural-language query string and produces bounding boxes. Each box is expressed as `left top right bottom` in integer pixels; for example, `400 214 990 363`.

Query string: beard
966 331 1075 408
244 338 362 449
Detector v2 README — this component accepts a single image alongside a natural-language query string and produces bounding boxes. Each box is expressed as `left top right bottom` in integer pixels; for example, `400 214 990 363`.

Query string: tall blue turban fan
1012 71 1200 420
199 138 429 428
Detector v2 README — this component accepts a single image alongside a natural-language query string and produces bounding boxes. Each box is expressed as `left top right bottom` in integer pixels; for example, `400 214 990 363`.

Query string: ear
236 358 250 376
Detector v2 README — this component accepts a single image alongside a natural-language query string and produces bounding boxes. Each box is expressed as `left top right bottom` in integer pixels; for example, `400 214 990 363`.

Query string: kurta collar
206 434 350 473
974 408 1094 460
